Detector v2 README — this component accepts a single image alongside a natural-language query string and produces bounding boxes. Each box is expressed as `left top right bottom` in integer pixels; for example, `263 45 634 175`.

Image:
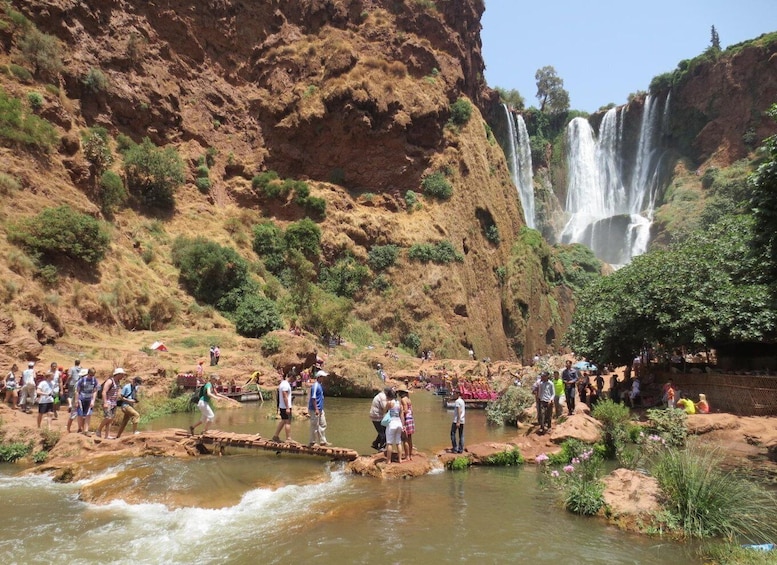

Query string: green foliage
367 244 399 271
303 196 327 218
233 294 283 338
547 438 603 465
565 475 605 516
591 400 632 459
195 177 211 193
402 332 421 353
652 444 777 541
448 98 472 126
494 87 525 110
0 87 57 150
750 104 777 279
484 225 500 244
481 447 524 466
26 91 43 110
99 170 127 216
0 441 31 462
139 394 195 423
8 205 110 266
404 190 419 211
83 67 108 93
407 240 463 264
40 429 60 450
372 274 391 292
446 455 471 471
123 137 185 210
171 236 250 306
646 408 688 448
421 171 453 200
319 255 370 298
252 221 286 274
260 334 282 355
32 450 49 463
82 127 113 173
19 27 62 77
485 385 534 426
554 243 602 291
37 264 58 286
699 543 777 565
8 63 32 82
303 288 353 340
535 66 570 114
0 171 20 194
284 218 321 260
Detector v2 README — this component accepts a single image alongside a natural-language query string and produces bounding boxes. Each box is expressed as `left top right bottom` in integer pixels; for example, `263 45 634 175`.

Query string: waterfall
561 95 667 266
502 104 535 228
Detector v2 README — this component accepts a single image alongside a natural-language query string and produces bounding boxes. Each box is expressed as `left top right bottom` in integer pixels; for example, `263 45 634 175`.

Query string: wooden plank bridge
176 430 359 461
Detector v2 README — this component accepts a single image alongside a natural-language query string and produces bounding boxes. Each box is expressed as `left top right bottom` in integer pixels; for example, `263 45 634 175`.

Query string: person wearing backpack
115 376 142 438
190 374 233 435
75 368 99 435
96 368 123 439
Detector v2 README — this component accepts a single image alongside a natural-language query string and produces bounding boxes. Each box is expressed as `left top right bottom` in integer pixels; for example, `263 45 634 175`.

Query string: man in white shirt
20 361 36 413
271 373 294 443
369 387 390 450
451 390 466 453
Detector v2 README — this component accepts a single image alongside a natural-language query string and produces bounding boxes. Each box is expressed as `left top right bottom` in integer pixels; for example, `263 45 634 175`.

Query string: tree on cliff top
750 103 777 281
535 66 569 115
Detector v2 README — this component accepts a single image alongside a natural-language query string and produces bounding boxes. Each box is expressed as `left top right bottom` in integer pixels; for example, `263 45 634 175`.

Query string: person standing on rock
66 359 81 414
96 368 122 439
76 367 99 434
308 370 329 447
450 389 465 454
116 376 142 438
5 364 19 409
537 371 555 434
369 387 390 450
384 389 404 465
36 371 55 429
272 372 294 443
561 360 579 416
20 361 36 414
398 386 415 461
552 370 564 419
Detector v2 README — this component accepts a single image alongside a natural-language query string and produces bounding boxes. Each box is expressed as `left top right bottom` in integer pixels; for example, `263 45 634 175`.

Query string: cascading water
561 94 668 266
502 104 535 228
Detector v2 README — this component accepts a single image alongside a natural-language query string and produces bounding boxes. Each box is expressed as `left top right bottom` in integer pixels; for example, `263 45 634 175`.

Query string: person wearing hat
75 368 99 434
66 359 81 414
19 361 37 414
96 368 123 439
307 369 330 447
397 385 415 461
116 376 143 437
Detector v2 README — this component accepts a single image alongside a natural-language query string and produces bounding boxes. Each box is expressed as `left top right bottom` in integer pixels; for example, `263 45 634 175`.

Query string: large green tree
534 66 570 114
750 103 777 280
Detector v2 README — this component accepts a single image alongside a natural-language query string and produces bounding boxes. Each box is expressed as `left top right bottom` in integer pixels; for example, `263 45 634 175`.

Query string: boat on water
442 397 490 409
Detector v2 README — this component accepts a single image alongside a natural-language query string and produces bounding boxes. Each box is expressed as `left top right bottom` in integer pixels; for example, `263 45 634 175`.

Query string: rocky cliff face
0 0 571 363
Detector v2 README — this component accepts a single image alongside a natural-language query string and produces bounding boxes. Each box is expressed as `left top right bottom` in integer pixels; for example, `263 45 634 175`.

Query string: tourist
209 345 216 366
48 363 62 420
696 393 710 414
36 372 55 429
577 371 590 405
369 387 390 450
195 359 204 382
96 368 123 439
398 385 414 461
384 389 404 464
115 377 142 437
213 345 221 366
561 360 578 415
552 370 564 418
628 376 641 408
531 373 542 422
76 368 99 434
450 389 465 454
19 361 36 414
4 364 19 409
609 372 620 402
595 372 604 396
272 372 294 443
308 370 330 447
536 371 554 434
662 379 676 409
66 359 81 414
676 395 696 415
190 374 233 435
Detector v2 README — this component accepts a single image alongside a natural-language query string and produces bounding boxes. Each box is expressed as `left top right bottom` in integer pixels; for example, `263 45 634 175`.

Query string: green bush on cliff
8 205 110 267
367 244 399 271
233 294 283 338
171 236 250 306
0 88 57 150
123 137 185 211
421 171 453 200
448 98 472 126
408 241 462 264
319 255 370 298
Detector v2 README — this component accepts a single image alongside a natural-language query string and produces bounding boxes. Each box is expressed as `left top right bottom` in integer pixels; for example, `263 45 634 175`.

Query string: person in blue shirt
116 376 142 438
307 370 330 447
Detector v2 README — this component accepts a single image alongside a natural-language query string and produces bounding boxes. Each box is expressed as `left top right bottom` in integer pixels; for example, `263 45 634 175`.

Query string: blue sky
481 0 776 113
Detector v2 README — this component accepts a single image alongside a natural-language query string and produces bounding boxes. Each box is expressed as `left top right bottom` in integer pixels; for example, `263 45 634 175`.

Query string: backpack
189 384 207 405
95 378 113 401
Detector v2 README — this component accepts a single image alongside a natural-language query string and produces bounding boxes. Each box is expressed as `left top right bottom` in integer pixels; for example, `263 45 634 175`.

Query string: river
0 390 699 564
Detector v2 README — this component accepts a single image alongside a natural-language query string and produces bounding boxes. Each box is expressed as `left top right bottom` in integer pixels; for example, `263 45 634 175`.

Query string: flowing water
502 104 536 229
0 392 699 564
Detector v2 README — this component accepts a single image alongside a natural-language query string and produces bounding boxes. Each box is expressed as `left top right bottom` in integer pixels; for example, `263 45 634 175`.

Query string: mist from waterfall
502 104 535 229
561 95 667 266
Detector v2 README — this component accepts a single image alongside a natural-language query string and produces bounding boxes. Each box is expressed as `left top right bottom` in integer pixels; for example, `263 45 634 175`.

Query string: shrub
547 438 604 465
0 442 32 462
215 280 261 313
421 171 453 200
565 475 605 516
123 137 185 210
251 170 280 192
171 236 250 306
27 91 43 110
591 399 632 458
408 241 463 264
402 332 421 353
303 196 327 218
82 127 113 173
32 450 49 463
555 243 602 291
485 224 500 244
99 170 127 216
482 447 524 466
252 221 286 274
319 256 370 298
260 334 282 355
486 385 534 426
367 244 399 271
40 429 60 450
83 67 108 93
0 172 21 194
449 98 473 126
284 218 321 260
37 264 58 286
446 456 471 470
404 190 418 210
195 177 211 193
372 274 391 291
233 295 283 338
544 445 606 516
19 28 62 77
646 407 687 448
652 444 777 541
8 64 32 82
0 88 58 150
8 205 110 266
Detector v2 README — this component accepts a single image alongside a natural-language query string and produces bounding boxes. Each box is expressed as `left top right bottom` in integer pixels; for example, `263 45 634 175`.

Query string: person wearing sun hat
96 368 124 439
20 361 36 413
